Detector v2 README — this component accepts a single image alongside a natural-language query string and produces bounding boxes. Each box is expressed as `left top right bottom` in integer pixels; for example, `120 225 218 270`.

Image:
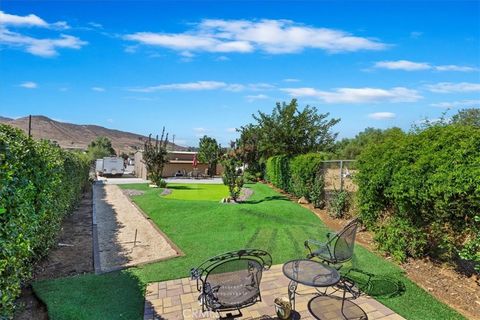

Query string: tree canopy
197 135 221 177
333 127 403 159
451 108 480 127
87 136 115 161
249 99 340 158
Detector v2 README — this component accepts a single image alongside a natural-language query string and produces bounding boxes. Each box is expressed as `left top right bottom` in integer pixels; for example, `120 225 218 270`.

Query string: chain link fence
321 160 357 193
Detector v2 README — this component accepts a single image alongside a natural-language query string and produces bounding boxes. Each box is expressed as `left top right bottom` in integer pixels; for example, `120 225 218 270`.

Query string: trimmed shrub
0 125 90 318
328 190 350 218
265 155 290 191
290 153 328 207
356 125 480 263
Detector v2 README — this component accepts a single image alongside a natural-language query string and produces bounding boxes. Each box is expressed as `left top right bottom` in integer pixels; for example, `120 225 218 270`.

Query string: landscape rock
298 196 309 204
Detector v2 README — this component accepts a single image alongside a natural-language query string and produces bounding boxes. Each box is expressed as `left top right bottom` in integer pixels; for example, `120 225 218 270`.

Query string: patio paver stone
144 264 406 320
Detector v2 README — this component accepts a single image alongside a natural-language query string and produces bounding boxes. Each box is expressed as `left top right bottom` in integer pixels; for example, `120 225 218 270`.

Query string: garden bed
15 190 94 320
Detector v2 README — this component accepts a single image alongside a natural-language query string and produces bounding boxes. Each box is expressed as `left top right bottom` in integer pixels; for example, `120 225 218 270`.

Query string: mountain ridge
0 115 187 153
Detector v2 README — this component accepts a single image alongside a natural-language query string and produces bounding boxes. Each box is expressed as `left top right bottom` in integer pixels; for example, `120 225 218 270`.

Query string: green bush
290 153 328 207
265 155 290 191
0 125 90 318
328 190 350 218
356 125 480 263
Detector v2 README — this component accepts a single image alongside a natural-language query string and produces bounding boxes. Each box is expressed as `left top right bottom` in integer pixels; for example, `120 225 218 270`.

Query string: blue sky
1 1 479 147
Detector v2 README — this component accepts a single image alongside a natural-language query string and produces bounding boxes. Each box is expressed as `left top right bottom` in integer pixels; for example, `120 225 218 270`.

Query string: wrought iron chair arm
304 239 334 260
190 267 205 292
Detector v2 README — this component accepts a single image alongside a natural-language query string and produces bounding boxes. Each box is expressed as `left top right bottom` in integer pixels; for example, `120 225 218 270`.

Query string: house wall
133 151 224 179
134 151 147 179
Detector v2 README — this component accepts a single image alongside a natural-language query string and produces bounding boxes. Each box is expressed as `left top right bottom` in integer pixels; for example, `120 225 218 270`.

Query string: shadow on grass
243 195 290 204
33 270 145 320
343 268 406 299
168 185 200 190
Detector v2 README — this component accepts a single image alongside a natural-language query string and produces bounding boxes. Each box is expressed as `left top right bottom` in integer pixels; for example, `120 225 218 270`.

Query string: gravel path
93 183 178 272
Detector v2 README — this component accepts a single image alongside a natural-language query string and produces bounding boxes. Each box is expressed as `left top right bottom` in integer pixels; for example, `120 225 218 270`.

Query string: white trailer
95 159 104 175
97 157 125 177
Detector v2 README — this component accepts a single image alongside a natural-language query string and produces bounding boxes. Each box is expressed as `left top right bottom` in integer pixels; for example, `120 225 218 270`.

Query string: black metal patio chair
304 219 361 299
304 218 359 268
190 249 272 318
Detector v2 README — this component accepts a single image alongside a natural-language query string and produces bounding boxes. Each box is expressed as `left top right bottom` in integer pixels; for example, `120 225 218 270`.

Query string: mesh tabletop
282 259 340 287
308 295 368 320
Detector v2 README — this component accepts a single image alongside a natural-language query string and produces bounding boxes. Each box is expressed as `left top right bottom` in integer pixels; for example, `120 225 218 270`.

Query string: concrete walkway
144 264 405 320
93 183 179 273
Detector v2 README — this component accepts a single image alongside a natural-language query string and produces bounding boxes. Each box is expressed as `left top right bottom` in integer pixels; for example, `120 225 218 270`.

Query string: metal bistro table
282 259 340 310
283 259 367 320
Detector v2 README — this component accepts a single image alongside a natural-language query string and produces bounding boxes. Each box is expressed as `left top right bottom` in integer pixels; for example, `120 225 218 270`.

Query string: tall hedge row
266 153 328 207
265 155 290 191
355 124 480 262
0 124 90 317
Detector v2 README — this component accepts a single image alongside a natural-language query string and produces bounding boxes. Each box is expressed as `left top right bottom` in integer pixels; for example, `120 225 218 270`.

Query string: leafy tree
221 142 244 201
236 124 262 175
197 135 221 177
143 128 169 187
334 127 402 159
451 108 480 127
87 136 115 161
252 99 340 158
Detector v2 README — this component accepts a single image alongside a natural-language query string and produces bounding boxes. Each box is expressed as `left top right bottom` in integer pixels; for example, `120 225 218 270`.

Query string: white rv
96 157 125 177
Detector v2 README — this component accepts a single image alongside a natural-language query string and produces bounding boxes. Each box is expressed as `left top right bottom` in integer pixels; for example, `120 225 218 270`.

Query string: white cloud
124 19 387 55
430 99 480 108
128 81 275 93
368 112 396 120
106 118 114 123
0 11 69 29
130 81 227 92
410 31 423 39
216 55 230 61
193 128 209 137
282 86 421 103
426 82 480 93
246 94 269 102
20 81 37 89
248 83 276 91
0 28 86 57
226 127 237 133
283 78 300 82
88 22 103 29
92 87 106 92
374 60 477 72
0 11 84 57
434 65 477 72
374 60 431 71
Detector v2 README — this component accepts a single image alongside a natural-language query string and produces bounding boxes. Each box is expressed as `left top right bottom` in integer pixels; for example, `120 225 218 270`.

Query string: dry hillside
0 115 186 154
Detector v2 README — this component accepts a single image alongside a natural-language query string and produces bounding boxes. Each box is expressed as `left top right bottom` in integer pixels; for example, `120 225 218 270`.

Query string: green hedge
266 153 328 207
265 155 290 191
289 153 328 207
0 124 90 317
355 124 480 263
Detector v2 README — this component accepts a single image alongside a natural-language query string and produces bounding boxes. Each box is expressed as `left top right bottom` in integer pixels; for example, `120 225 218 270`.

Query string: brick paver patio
144 264 405 320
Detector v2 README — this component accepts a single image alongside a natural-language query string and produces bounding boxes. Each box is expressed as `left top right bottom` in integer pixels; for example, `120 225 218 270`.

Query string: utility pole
28 115 32 138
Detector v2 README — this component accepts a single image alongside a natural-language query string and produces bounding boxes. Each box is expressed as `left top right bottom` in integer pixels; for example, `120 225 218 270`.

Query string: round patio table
308 295 367 320
282 259 340 310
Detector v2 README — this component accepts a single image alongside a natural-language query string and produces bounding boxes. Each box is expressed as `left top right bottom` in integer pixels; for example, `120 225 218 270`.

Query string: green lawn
33 183 464 320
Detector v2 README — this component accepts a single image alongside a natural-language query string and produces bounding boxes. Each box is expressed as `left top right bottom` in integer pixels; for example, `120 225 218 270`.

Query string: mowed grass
33 183 464 320
164 183 229 201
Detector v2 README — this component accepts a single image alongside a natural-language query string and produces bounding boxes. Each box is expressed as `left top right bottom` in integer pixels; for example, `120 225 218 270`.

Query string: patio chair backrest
191 249 272 311
205 258 263 308
332 219 358 263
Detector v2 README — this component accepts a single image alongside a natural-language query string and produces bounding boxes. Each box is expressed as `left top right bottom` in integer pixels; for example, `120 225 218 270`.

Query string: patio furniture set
190 219 364 319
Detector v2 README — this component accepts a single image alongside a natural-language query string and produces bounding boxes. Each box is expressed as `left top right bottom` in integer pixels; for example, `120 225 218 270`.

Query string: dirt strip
93 183 179 273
